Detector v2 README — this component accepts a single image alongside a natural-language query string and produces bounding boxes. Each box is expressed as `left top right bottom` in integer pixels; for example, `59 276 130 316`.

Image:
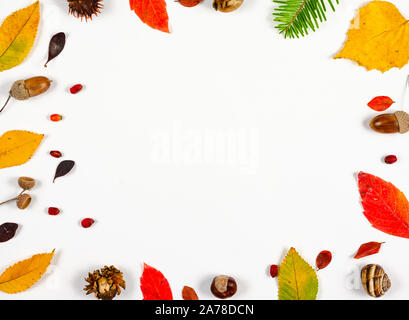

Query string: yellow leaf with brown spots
334 1 409 72
0 250 55 294
0 130 44 169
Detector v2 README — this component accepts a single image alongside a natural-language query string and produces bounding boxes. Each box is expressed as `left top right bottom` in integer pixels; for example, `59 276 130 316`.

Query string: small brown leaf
182 286 198 300
53 160 75 182
0 223 18 242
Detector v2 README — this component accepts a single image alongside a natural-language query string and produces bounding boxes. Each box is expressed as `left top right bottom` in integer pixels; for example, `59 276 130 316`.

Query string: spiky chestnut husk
68 0 103 21
84 266 126 300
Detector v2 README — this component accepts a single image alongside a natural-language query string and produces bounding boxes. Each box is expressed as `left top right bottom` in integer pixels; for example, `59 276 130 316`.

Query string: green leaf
278 247 318 300
273 0 339 39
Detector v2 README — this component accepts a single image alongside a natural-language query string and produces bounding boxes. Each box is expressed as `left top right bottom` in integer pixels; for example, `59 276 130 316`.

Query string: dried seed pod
0 77 52 113
68 0 103 21
370 111 409 134
211 275 237 299
16 194 32 210
361 264 391 298
213 0 243 12
18 177 35 191
84 266 126 300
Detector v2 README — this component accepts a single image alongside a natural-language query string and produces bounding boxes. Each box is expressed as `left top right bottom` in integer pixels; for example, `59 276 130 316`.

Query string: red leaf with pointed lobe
358 172 409 239
129 0 170 33
354 242 384 259
367 96 394 112
140 263 173 300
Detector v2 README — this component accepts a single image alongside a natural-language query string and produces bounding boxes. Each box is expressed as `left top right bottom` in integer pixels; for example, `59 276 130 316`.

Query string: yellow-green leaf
278 247 318 300
0 1 40 72
0 250 55 294
0 130 44 169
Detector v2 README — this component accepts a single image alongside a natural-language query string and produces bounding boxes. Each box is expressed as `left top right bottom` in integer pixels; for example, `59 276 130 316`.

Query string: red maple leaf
140 263 173 300
130 0 170 33
358 172 409 239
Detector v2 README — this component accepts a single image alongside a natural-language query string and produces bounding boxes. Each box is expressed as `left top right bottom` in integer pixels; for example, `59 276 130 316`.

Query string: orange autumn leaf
0 1 40 72
129 0 170 33
0 130 44 169
182 286 199 300
334 1 409 72
358 172 409 238
0 250 55 294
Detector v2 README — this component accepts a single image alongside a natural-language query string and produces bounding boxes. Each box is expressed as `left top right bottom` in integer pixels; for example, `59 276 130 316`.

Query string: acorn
213 0 243 12
361 264 391 298
0 77 52 113
370 111 409 134
84 266 126 300
68 0 103 21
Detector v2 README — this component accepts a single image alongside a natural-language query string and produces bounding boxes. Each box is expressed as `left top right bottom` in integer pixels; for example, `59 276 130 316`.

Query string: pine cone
84 266 126 300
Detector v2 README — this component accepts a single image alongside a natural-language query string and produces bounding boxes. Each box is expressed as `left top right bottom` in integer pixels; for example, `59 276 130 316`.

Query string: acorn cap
18 177 35 190
395 111 409 134
16 194 31 210
9 80 30 101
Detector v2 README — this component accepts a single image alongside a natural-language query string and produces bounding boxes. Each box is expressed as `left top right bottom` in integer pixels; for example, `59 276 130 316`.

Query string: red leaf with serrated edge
354 242 384 259
129 0 170 33
358 172 409 239
367 96 394 111
140 263 173 300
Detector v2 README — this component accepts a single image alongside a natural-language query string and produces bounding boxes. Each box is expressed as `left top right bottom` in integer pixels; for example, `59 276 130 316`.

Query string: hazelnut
18 177 35 190
16 194 32 210
211 275 237 299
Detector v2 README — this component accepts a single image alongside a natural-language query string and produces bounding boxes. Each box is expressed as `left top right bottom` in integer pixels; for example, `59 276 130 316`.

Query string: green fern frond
273 0 339 39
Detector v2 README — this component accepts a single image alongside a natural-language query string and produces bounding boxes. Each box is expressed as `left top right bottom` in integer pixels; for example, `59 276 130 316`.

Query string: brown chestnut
211 275 237 299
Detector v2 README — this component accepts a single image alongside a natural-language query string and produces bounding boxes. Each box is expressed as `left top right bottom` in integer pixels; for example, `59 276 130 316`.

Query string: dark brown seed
53 160 75 182
18 177 35 190
361 264 391 298
45 32 66 67
0 223 18 242
211 275 237 299
16 194 32 210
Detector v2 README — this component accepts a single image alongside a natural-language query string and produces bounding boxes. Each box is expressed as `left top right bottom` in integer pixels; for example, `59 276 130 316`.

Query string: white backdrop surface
0 0 409 300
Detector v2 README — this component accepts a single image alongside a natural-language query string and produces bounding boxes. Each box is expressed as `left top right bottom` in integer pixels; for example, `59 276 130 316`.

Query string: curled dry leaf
354 242 384 259
0 131 43 170
45 32 66 67
182 286 199 300
0 223 18 243
0 250 55 293
53 160 75 182
316 250 332 270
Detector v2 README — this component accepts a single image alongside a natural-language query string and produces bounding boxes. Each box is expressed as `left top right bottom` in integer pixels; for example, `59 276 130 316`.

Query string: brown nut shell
18 177 35 190
16 194 32 210
369 113 399 133
395 111 409 134
24 76 51 98
213 0 243 12
211 275 237 299
361 264 391 298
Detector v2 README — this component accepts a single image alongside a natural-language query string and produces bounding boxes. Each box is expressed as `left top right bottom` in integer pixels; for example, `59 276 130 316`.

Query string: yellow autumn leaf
334 0 409 72
0 1 40 72
0 130 44 169
0 250 55 294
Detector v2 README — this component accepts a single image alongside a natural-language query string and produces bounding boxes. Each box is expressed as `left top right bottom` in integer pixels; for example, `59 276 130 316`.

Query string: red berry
70 84 83 94
384 155 398 164
48 207 60 215
81 218 95 228
270 265 278 278
50 114 63 122
50 150 62 158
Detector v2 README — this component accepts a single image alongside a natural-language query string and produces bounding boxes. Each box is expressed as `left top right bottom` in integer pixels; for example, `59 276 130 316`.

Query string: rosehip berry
50 114 63 122
81 218 95 228
48 207 60 216
384 155 398 164
70 84 83 94
270 265 278 278
50 150 62 158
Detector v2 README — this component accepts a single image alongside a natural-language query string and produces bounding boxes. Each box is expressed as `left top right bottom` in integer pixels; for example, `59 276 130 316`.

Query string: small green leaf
278 247 318 300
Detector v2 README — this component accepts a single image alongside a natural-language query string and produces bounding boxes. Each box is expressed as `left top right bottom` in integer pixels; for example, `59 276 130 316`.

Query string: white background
0 0 408 300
